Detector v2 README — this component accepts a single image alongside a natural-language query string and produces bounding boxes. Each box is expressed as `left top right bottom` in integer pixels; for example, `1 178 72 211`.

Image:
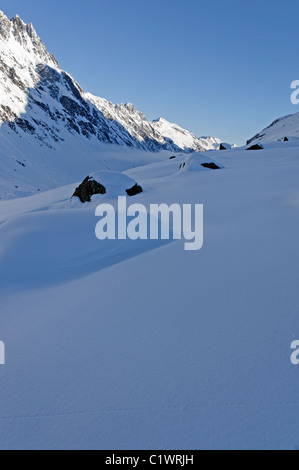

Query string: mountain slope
0 11 163 152
151 117 222 152
0 10 224 154
247 112 299 145
0 10 227 199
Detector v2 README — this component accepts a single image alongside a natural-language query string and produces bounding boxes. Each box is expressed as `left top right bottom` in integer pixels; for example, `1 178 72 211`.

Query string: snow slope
247 112 299 144
0 143 299 449
0 131 172 200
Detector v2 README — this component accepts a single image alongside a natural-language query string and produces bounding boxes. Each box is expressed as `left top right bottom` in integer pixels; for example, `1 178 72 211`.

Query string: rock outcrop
246 144 264 151
72 177 106 203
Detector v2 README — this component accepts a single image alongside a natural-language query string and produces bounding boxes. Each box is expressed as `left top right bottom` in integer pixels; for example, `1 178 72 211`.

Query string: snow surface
1 6 299 451
0 142 299 449
247 112 299 144
178 153 224 172
0 127 173 200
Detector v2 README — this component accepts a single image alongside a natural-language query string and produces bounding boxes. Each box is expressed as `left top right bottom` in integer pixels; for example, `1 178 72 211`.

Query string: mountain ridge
0 10 223 154
247 112 299 145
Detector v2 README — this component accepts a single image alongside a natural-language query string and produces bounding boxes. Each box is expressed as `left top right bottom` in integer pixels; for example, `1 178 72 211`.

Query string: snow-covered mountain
0 10 223 154
247 112 299 145
0 10 229 199
151 117 222 152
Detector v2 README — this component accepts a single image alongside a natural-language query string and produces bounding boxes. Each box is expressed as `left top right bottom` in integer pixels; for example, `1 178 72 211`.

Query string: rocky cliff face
0 10 223 153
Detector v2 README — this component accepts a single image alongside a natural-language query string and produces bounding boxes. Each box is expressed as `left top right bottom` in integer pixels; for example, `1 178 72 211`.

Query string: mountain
0 10 227 199
0 11 224 154
0 11 171 153
151 117 222 152
247 112 299 145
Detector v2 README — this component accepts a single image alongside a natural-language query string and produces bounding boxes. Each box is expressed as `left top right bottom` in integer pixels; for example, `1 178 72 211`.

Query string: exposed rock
284 137 289 142
201 162 221 170
169 156 176 159
126 184 143 197
0 11 12 40
0 104 18 122
247 144 264 151
9 68 27 91
219 143 231 150
16 119 36 134
72 176 106 203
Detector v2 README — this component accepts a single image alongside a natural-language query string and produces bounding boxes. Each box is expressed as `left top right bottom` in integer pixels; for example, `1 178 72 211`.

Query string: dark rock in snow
246 144 264 151
169 156 176 159
72 176 106 203
219 143 231 150
16 118 36 134
126 184 143 197
283 137 289 142
201 162 221 170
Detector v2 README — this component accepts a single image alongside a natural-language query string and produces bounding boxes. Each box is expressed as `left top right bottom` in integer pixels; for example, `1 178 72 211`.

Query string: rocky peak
0 10 59 67
11 14 29 45
11 14 26 29
124 102 136 112
0 10 12 40
26 22 36 37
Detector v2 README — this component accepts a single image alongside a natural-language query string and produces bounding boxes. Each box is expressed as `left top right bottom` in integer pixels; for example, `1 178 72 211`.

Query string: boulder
247 144 264 150
219 142 231 150
201 162 221 170
73 171 143 202
126 184 143 197
72 176 106 203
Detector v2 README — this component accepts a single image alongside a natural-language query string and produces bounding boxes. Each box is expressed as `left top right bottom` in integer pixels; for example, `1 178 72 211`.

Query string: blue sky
1 0 298 145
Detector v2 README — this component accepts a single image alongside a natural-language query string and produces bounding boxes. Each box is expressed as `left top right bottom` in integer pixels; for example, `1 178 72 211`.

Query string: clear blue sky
1 0 298 145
